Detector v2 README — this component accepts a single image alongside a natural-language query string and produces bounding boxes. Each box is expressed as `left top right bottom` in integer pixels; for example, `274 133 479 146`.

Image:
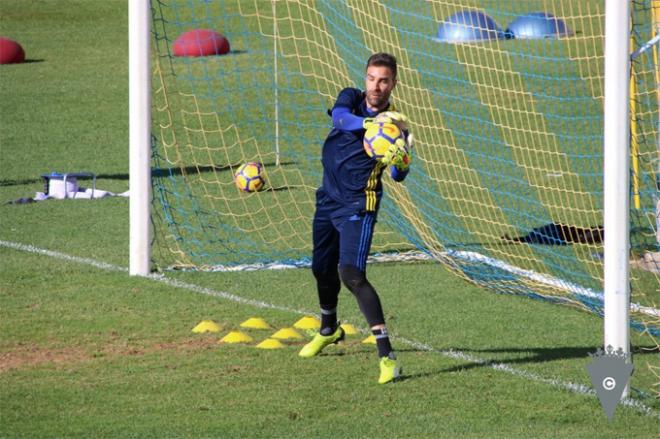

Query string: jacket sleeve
331 106 366 131
389 165 409 182
328 88 366 131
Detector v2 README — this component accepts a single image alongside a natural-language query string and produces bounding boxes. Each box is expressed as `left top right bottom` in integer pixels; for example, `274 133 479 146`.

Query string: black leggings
313 264 385 327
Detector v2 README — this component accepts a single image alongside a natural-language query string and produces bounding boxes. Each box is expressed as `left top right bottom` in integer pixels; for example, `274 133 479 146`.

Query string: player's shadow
151 160 296 179
426 223 606 250
264 186 292 192
437 345 657 374
152 161 298 193
501 223 604 246
320 346 423 358
395 369 445 382
0 161 297 186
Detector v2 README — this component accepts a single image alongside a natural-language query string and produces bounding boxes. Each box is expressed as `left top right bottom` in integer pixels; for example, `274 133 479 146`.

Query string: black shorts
312 197 377 273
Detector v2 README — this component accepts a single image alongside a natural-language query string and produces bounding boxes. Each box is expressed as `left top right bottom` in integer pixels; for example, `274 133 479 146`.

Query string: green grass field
1 1 659 437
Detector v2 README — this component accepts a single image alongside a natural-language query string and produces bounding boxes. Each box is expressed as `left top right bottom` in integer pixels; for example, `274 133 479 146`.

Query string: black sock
320 307 337 335
372 327 394 358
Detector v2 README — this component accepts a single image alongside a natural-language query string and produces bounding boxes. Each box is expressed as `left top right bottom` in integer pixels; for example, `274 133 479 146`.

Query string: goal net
149 0 659 381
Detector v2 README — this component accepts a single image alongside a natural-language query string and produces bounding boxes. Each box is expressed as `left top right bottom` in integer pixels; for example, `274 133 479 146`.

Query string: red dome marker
173 29 230 57
0 38 25 64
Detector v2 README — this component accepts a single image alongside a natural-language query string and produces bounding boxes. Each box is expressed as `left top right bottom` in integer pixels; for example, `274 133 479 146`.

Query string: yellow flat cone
293 316 320 330
256 338 285 349
219 331 254 344
192 320 222 333
240 317 271 330
271 327 304 340
340 323 358 335
361 334 376 344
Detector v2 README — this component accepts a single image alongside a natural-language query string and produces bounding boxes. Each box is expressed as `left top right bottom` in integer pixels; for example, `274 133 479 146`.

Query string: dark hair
366 52 397 79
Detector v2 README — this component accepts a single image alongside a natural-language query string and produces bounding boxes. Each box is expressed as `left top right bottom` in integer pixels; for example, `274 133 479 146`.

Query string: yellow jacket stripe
365 162 386 211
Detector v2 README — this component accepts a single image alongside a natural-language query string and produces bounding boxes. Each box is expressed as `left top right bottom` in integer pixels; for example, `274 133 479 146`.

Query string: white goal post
129 0 151 276
603 0 632 397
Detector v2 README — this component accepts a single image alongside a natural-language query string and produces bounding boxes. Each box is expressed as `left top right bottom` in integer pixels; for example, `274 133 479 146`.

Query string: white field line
450 250 660 318
1 239 657 419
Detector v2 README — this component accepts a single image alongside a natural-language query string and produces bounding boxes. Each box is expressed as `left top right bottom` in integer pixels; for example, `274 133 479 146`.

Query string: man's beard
366 91 387 109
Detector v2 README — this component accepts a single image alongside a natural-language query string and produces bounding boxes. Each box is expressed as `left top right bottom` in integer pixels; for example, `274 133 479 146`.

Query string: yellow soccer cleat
378 356 401 384
298 326 345 358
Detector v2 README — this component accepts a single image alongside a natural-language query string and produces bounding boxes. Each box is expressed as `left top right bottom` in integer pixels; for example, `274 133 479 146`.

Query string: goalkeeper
298 52 412 384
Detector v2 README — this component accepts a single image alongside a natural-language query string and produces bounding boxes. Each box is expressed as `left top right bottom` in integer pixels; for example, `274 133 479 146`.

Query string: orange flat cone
293 316 320 330
219 331 254 344
271 327 304 340
256 338 285 349
240 317 271 329
192 320 222 333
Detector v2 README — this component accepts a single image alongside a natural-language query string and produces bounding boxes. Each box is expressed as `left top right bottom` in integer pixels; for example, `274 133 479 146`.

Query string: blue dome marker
506 12 573 40
436 10 506 43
